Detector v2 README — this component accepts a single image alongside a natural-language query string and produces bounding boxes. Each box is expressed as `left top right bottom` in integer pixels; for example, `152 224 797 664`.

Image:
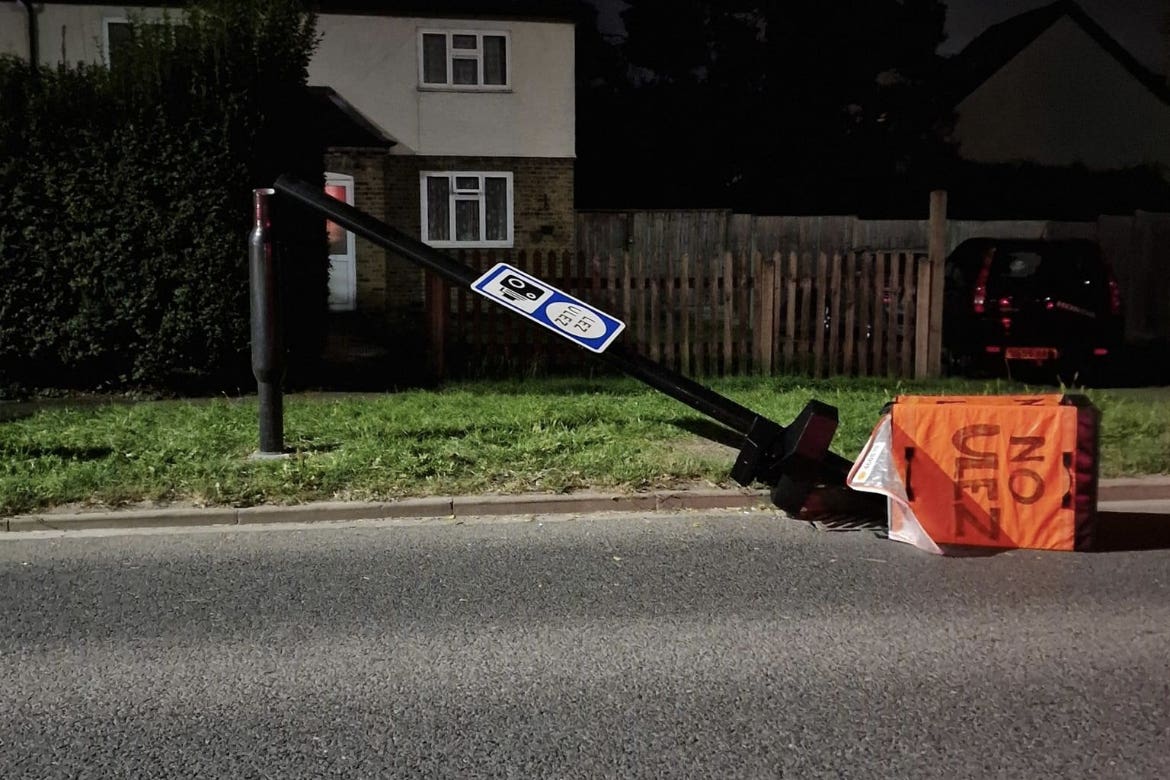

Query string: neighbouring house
938 0 1170 343
945 0 1170 178
1 0 578 376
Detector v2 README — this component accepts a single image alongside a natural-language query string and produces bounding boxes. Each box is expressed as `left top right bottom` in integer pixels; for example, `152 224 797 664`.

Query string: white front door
324 173 356 311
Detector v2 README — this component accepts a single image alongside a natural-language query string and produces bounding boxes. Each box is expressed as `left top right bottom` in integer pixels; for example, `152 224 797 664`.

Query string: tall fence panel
418 202 1170 380
442 195 1170 376
430 248 928 379
435 249 588 376
579 207 1170 343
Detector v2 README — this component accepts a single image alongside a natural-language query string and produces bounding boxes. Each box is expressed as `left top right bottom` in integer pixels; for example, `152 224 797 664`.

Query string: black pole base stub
731 401 852 514
770 475 815 516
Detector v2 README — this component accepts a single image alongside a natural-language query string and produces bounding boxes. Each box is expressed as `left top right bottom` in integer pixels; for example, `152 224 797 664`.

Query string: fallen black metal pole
273 174 856 512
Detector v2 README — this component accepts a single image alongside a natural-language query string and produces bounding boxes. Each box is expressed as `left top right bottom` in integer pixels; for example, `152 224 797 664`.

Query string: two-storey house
1 0 577 364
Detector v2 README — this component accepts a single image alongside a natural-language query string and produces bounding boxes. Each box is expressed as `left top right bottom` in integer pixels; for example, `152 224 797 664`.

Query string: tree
580 0 950 214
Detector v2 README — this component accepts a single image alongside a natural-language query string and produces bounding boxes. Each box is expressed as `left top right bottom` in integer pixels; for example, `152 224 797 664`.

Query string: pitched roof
36 0 582 23
946 0 1170 107
310 1 582 23
307 87 397 149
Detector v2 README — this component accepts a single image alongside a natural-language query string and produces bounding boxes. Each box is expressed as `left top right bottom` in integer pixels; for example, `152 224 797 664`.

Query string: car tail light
972 257 992 314
985 345 1002 354
1105 263 1122 316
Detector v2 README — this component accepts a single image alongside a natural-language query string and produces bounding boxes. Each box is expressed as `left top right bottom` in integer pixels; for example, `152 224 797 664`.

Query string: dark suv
942 238 1123 379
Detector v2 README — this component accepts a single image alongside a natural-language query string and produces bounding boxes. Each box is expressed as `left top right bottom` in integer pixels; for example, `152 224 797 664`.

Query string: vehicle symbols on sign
546 302 608 339
471 263 625 353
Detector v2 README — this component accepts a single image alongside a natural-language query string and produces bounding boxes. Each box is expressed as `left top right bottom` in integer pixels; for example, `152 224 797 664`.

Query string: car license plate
1005 347 1058 361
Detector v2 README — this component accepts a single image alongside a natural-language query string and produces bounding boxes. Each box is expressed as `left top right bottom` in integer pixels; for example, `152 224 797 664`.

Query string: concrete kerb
237 497 455 525
3 477 1168 533
3 490 771 533
1098 477 1170 502
6 507 240 533
452 493 659 516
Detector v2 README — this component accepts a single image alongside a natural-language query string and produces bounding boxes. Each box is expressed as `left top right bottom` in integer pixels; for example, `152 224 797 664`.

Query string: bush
0 0 326 395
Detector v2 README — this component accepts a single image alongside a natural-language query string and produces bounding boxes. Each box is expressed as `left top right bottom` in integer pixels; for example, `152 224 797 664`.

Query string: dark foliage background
575 0 953 214
574 0 1170 217
0 0 325 395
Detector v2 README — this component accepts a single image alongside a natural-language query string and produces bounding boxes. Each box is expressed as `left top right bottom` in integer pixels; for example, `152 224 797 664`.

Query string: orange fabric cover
889 395 1080 551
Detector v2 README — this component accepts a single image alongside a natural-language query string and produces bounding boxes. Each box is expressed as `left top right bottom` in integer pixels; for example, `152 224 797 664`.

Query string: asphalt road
2 511 1168 779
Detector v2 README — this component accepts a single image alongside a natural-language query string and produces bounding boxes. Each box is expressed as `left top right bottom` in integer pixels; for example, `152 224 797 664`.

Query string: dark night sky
589 0 1167 72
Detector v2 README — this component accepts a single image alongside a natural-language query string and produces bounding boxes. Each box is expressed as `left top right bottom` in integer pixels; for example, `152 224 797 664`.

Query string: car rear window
993 251 1044 280
987 244 1107 303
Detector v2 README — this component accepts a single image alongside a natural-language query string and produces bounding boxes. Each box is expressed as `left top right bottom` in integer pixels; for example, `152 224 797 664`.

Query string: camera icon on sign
500 274 543 302
497 274 549 313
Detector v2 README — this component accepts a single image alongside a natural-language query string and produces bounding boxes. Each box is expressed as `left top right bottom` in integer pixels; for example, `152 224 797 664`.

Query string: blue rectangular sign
471 263 626 353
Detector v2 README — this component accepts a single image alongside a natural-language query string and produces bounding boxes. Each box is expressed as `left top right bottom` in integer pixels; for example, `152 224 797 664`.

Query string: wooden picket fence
427 248 929 378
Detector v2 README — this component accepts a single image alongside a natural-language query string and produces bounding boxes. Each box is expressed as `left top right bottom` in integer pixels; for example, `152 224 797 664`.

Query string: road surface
2 510 1168 778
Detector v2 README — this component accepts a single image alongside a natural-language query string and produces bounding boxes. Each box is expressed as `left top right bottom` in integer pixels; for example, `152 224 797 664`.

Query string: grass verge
1 376 1167 515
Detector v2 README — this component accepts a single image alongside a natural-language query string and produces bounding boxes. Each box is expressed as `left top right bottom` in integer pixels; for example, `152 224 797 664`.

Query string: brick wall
385 155 576 308
325 151 574 313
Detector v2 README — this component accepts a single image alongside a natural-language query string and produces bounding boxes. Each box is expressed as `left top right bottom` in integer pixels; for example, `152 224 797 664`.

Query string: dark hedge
0 0 326 395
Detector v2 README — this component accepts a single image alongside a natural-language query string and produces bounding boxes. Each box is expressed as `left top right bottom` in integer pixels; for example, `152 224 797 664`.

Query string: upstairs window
103 19 133 67
419 30 509 90
103 16 190 68
421 172 513 248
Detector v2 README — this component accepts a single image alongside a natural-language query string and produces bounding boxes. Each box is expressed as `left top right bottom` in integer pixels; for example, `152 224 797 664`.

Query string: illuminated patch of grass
0 377 1165 514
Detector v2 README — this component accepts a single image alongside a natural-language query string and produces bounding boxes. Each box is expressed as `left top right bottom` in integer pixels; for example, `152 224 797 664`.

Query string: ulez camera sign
471 262 626 353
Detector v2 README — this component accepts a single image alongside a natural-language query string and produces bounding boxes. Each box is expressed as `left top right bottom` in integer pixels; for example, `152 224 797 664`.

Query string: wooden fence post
722 252 734 374
871 251 886 375
650 256 661 363
843 252 856 375
885 253 899 378
425 272 447 381
737 251 749 372
636 252 647 356
915 256 932 379
813 252 828 378
784 251 797 370
680 253 692 375
901 252 916 378
858 253 871 376
607 253 618 314
757 252 775 374
828 251 842 376
926 189 948 377
664 251 676 370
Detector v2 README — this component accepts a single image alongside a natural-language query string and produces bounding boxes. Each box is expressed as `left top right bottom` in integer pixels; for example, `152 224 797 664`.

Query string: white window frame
324 173 357 312
420 171 514 249
102 17 130 66
417 29 512 91
102 14 181 66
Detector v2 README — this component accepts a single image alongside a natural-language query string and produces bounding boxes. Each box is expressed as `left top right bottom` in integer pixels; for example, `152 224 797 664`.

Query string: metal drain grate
807 514 888 535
